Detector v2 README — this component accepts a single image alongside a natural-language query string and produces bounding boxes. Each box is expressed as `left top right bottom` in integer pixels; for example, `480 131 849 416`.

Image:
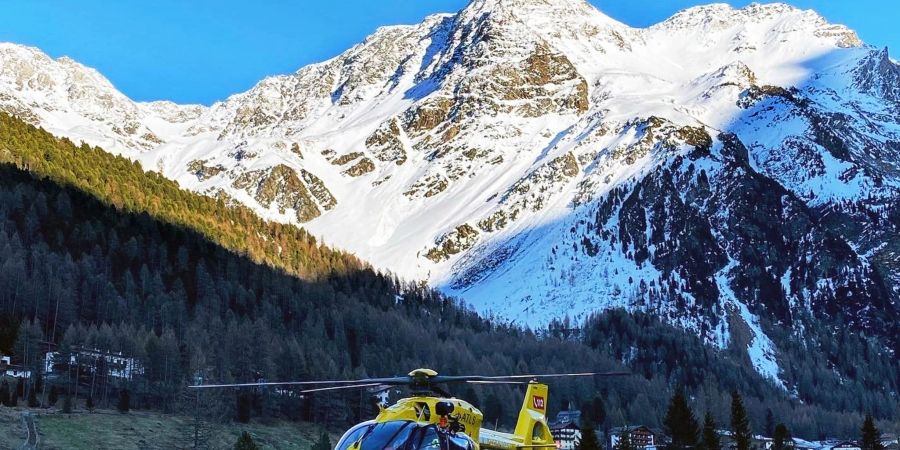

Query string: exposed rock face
426 224 480 262
332 152 365 166
187 159 225 181
232 164 321 222
343 157 376 177
854 47 900 104
366 118 408 165
299 169 337 210
405 174 449 198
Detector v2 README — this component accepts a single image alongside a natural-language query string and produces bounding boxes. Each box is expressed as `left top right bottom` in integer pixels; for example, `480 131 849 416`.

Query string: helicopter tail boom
480 382 556 450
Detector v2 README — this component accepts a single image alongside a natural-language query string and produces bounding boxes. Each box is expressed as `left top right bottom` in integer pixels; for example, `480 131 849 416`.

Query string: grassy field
0 407 26 449
0 405 325 450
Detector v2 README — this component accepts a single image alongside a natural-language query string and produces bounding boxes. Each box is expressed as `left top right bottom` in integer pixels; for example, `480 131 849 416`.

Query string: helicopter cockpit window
336 421 374 450
357 421 416 450
384 423 416 450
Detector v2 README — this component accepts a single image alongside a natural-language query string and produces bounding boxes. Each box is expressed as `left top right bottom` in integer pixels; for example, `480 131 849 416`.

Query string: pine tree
700 412 721 450
583 396 606 427
48 385 58 406
772 423 792 450
234 431 260 450
86 395 95 412
8 381 17 407
730 391 752 450
765 409 775 437
236 392 252 423
463 386 480 409
117 388 130 413
577 419 602 450
27 387 38 407
860 415 883 450
0 381 9 406
483 394 504 428
663 389 700 450
62 393 73 413
312 431 331 450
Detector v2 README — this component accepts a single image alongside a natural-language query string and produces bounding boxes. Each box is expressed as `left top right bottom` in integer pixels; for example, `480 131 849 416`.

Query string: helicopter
190 368 629 450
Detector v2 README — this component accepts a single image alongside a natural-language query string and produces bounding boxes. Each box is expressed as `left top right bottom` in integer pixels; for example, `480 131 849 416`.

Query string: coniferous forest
0 113 896 438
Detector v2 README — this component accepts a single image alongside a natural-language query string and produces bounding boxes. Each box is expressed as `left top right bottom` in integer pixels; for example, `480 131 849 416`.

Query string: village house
607 425 659 450
549 407 582 450
826 441 862 450
0 355 32 379
43 346 143 380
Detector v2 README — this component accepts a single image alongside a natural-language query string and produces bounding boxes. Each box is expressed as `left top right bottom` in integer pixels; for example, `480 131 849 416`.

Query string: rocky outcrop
366 118 408 165
332 152 365 166
187 159 225 181
299 168 337 210
405 174 449 198
343 158 376 177
232 164 321 222
425 224 480 262
854 47 900 104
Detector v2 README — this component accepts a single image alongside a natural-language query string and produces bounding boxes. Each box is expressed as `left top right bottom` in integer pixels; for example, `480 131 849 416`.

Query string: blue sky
1 0 895 105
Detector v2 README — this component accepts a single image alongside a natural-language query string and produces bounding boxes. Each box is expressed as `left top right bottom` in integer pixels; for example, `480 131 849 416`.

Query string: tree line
576 390 889 450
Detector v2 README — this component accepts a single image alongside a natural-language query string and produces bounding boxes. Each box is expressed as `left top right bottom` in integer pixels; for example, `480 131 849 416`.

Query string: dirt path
20 411 37 450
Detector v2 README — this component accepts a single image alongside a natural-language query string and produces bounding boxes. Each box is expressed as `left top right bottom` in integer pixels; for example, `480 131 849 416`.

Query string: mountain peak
652 2 862 49
853 46 900 103
465 0 588 11
461 0 624 28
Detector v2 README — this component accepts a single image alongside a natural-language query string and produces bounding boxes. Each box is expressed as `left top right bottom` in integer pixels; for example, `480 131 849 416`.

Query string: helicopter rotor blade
479 371 631 380
434 371 630 383
188 371 631 389
299 383 385 394
466 380 527 385
189 376 410 389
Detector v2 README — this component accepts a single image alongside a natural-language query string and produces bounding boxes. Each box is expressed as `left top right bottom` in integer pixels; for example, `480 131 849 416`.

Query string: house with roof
549 407 582 450
607 425 658 450
0 355 32 379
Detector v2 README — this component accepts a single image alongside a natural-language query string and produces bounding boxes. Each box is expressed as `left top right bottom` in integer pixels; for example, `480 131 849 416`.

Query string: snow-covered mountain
2 1 898 386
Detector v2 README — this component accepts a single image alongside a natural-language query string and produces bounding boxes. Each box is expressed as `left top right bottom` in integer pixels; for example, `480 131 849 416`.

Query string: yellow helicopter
191 368 628 450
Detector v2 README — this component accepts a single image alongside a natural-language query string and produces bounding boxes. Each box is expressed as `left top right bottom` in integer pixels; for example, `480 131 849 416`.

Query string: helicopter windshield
335 421 461 450
336 421 374 450
336 421 415 450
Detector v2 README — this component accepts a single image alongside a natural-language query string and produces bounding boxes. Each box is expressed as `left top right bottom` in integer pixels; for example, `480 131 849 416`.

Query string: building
549 408 582 450
551 422 581 450
828 442 861 450
43 347 143 380
0 355 32 379
792 438 820 450
608 426 656 450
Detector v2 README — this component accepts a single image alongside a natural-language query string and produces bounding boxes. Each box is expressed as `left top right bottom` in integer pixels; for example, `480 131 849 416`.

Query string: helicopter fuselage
335 383 557 450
